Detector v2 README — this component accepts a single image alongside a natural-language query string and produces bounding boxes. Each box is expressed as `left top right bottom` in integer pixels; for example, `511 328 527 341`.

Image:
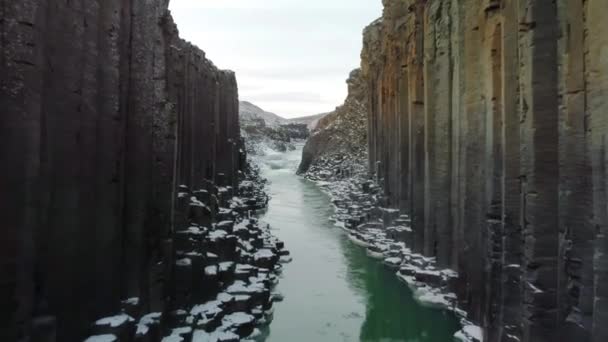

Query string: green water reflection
342 237 460 341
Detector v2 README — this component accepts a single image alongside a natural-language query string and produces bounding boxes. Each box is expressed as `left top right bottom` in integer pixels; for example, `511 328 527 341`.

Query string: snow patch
122 297 139 305
254 248 274 260
192 329 239 342
209 229 228 240
205 265 218 276
95 313 135 327
175 258 192 266
222 311 254 326
84 335 117 342
454 325 483 342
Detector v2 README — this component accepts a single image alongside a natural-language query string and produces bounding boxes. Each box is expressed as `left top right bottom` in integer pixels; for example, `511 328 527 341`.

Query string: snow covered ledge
454 324 483 342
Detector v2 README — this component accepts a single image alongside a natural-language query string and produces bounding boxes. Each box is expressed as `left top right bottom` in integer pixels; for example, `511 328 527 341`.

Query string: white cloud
169 0 382 118
170 0 377 10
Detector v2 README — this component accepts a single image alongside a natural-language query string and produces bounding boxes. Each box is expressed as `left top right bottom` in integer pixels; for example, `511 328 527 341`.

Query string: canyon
2 0 608 341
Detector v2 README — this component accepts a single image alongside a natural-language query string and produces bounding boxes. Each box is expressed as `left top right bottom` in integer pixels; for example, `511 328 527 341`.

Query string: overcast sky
169 0 382 118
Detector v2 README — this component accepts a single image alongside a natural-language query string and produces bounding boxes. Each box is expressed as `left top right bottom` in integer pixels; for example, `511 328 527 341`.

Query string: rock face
361 1 608 341
0 1 252 340
297 69 368 174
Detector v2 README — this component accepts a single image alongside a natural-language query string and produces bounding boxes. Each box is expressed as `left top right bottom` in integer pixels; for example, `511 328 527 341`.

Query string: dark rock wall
362 0 608 341
0 1 242 340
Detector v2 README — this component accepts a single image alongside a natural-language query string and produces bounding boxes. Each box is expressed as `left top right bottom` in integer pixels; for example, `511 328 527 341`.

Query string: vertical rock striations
361 0 608 341
0 1 249 340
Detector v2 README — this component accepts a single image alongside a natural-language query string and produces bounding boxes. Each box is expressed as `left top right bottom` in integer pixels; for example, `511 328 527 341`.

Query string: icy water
257 145 460 342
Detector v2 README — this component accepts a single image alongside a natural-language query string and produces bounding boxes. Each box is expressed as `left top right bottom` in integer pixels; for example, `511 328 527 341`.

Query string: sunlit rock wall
361 0 608 341
0 1 243 340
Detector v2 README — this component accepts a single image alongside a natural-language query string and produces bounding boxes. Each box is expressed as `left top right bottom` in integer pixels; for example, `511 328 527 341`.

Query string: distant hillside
239 101 309 156
239 101 287 127
288 112 329 130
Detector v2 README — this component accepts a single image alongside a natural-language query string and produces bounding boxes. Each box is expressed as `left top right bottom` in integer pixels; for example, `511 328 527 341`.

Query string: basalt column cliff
1 1 246 340
362 1 608 341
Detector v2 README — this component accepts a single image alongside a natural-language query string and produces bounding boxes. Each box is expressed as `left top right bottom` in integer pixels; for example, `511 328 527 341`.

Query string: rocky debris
85 168 289 341
297 69 368 175
357 1 608 341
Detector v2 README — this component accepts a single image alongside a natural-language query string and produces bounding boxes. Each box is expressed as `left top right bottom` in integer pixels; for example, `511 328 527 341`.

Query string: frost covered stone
454 325 483 342
121 297 139 306
253 249 274 260
84 335 118 342
191 301 222 318
192 329 239 342
95 314 135 327
205 265 218 276
162 327 193 342
175 258 192 266
222 312 254 326
209 229 228 240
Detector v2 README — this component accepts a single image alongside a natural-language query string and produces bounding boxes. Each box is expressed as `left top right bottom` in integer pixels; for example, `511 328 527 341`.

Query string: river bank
302 151 481 342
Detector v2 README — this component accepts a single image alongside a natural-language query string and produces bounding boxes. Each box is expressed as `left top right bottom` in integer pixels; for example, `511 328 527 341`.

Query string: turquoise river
258 145 460 342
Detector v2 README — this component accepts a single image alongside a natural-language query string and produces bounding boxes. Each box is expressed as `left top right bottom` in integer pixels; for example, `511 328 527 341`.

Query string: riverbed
256 145 460 342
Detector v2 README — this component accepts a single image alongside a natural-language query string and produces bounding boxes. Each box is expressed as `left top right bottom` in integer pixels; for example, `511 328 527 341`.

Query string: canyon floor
251 144 462 342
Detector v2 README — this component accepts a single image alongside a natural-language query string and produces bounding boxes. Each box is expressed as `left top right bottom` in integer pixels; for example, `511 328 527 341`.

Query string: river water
257 145 460 342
